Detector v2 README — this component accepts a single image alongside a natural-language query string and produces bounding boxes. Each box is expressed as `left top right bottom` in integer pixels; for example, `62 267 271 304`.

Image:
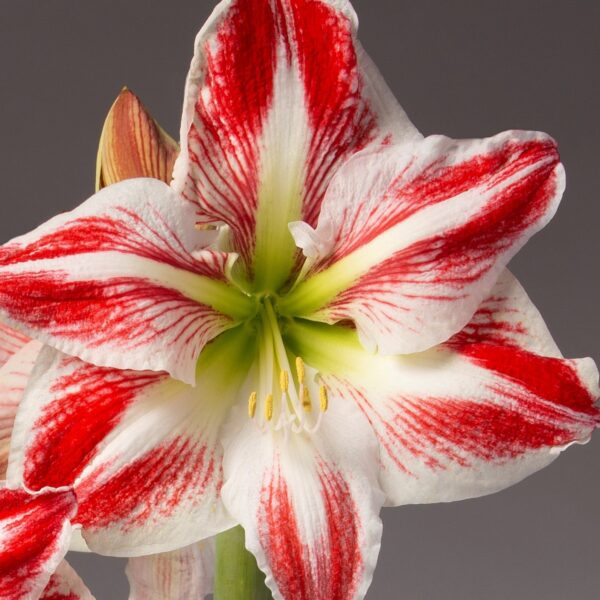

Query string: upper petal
286 271 599 506
0 487 77 600
172 0 420 289
126 541 214 600
8 326 255 556
96 88 179 190
0 178 251 384
41 560 95 600
221 395 383 600
283 131 564 354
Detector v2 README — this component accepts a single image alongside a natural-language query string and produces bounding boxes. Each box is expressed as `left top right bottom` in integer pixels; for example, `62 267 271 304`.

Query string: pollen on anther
265 394 274 421
295 357 305 384
248 391 257 418
302 387 312 413
319 386 328 412
279 370 289 393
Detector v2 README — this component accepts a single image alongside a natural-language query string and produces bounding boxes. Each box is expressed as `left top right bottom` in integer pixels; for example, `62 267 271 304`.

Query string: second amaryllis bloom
0 0 598 598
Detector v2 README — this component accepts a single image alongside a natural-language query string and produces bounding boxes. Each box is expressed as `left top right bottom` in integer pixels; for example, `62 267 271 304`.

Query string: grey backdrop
1 1 598 598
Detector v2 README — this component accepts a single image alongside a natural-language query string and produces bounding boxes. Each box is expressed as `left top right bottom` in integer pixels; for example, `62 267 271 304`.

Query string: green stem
214 526 273 600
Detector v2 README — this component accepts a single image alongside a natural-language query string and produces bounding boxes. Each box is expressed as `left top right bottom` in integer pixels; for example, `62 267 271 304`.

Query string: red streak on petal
0 322 30 367
25 360 162 490
329 141 560 319
185 0 276 262
0 210 214 277
42 576 80 600
286 0 377 226
458 344 600 417
75 437 219 531
327 138 559 267
406 395 577 463
0 488 76 600
0 273 225 357
258 459 362 600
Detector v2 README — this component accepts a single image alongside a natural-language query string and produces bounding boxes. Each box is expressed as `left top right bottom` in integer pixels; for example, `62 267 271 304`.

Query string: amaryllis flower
0 0 598 598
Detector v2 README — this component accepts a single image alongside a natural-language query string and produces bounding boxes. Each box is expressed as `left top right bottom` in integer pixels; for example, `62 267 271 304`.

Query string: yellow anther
265 394 274 421
295 357 305 384
279 370 289 393
248 391 257 418
319 386 328 412
302 387 312 412
194 223 217 231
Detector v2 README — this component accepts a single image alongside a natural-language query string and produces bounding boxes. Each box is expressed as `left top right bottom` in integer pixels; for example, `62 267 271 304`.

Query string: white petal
173 0 420 288
126 541 214 599
285 272 599 506
221 394 383 600
8 326 257 555
41 560 95 599
0 178 248 384
283 132 564 355
0 341 42 478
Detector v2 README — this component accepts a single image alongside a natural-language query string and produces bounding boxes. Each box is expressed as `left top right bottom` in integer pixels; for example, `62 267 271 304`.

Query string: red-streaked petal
7 345 245 556
0 178 245 384
452 270 562 358
286 272 600 506
41 560 95 600
0 487 76 600
0 341 42 478
0 321 30 368
284 131 564 354
221 396 383 600
126 540 214 599
172 0 419 286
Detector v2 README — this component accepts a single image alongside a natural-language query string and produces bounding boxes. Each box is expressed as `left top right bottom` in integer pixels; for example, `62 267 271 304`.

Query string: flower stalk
214 526 273 600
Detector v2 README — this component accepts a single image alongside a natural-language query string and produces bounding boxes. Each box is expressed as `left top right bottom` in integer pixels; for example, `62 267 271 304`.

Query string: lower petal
0 487 76 600
126 540 214 599
286 272 600 506
221 395 383 600
8 326 256 555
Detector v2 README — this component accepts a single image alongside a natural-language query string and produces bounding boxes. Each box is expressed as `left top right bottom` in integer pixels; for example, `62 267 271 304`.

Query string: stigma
248 357 328 435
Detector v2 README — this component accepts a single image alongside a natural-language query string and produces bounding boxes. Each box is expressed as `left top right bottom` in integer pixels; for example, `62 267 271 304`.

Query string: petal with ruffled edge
8 326 256 556
0 341 42 478
96 88 179 190
172 0 420 289
286 271 600 506
283 131 564 355
221 394 383 600
41 560 95 600
126 540 214 599
0 487 77 600
0 178 252 384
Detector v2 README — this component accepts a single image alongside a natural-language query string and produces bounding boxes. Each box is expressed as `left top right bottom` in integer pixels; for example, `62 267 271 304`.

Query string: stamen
295 357 305 384
302 387 312 412
248 391 257 418
319 386 328 412
194 223 218 231
279 370 289 393
265 393 274 422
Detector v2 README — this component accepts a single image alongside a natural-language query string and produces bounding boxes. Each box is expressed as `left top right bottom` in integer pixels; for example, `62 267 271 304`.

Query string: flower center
247 296 328 436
